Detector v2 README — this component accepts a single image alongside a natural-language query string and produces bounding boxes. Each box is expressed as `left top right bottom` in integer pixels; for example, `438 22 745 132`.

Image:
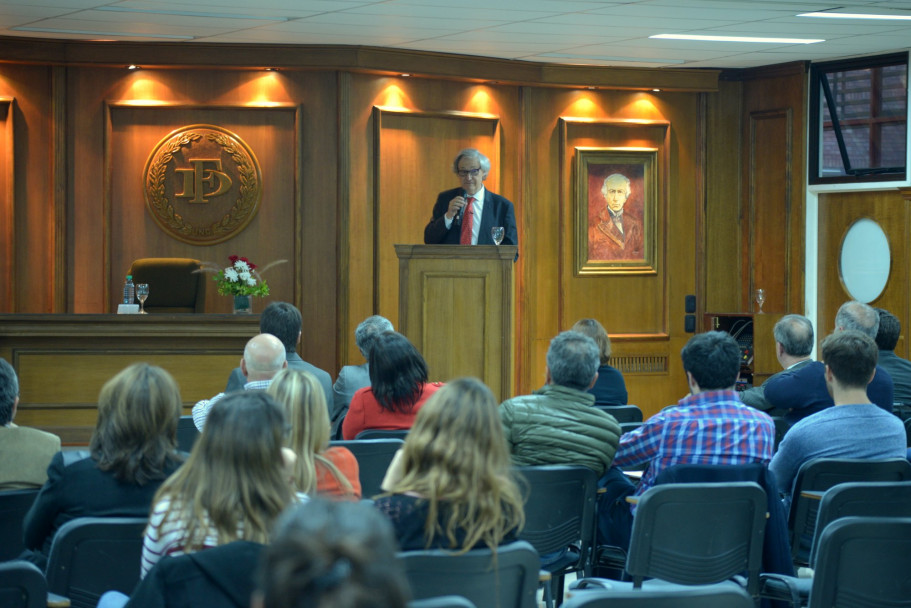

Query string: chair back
0 560 47 608
329 438 404 498
563 583 754 608
788 457 911 564
45 516 148 608
809 480 911 564
593 405 643 423
177 414 200 453
355 428 410 440
771 416 790 450
0 488 39 561
128 257 206 313
627 482 766 596
809 516 911 608
398 540 539 608
618 422 642 434
408 597 477 608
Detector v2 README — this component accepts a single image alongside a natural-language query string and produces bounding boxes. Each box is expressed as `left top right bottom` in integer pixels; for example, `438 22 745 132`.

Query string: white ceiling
1 0 910 69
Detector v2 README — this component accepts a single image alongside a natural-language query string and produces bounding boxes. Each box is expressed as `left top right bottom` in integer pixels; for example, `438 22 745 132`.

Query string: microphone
454 190 468 225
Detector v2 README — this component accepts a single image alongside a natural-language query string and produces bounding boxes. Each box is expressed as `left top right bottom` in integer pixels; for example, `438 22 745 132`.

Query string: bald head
241 333 287 381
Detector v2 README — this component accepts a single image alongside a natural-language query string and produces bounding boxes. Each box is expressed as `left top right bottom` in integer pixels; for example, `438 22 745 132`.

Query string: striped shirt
191 379 273 431
613 389 775 501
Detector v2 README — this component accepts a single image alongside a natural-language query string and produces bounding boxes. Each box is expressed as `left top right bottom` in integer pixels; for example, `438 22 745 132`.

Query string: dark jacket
424 187 518 247
125 541 264 608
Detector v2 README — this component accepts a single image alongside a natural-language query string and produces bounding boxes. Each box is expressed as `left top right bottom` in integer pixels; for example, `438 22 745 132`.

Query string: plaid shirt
613 389 775 500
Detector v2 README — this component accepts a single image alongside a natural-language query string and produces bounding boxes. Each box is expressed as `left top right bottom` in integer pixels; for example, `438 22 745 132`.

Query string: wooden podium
395 244 517 402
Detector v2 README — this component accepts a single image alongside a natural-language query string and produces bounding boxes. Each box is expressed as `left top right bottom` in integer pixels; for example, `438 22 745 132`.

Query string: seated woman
22 363 185 569
254 499 411 608
342 332 442 440
267 368 361 500
140 391 302 577
374 377 524 552
572 318 628 406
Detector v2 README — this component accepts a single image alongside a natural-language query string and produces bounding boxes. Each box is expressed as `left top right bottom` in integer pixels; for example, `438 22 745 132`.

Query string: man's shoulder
3 424 60 445
288 355 330 379
485 189 515 208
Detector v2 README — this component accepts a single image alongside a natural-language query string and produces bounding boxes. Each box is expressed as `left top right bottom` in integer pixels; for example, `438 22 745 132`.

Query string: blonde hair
150 391 294 551
572 318 612 365
268 368 354 497
388 377 524 553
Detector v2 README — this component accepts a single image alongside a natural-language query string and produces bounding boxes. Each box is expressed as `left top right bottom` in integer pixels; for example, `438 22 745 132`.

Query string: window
809 52 908 184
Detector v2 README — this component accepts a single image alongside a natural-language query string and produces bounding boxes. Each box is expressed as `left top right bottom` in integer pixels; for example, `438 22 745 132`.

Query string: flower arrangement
198 255 286 297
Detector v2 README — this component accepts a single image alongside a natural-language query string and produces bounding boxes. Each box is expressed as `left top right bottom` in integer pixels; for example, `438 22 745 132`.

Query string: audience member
375 377 524 551
600 331 775 552
765 301 894 424
331 315 394 437
193 333 286 430
22 363 184 569
268 369 361 500
740 314 814 413
770 330 907 507
499 331 621 475
874 308 911 404
0 357 60 490
254 499 410 608
342 332 442 440
224 301 332 403
141 391 302 578
571 318 628 405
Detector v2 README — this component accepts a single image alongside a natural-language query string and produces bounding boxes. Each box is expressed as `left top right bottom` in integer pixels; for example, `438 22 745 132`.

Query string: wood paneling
0 314 258 444
817 190 911 351
0 97 13 313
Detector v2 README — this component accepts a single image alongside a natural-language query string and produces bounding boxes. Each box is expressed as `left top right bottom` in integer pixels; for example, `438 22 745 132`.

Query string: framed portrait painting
574 147 658 275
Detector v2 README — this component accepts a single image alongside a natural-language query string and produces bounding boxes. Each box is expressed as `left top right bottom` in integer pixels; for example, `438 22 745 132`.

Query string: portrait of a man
587 168 645 262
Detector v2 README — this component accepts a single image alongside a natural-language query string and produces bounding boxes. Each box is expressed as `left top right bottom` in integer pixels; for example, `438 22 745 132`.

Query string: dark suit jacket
740 359 814 413
125 541 263 608
588 364 628 406
764 360 894 425
424 187 518 247
224 352 333 405
878 350 911 404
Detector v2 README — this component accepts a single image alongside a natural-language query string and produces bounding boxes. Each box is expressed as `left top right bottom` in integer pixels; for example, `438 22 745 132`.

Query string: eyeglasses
457 168 481 178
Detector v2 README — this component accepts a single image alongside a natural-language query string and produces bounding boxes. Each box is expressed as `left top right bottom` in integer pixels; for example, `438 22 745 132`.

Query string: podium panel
396 245 516 402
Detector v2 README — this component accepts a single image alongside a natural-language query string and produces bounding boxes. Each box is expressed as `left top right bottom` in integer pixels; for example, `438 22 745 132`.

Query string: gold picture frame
575 147 658 275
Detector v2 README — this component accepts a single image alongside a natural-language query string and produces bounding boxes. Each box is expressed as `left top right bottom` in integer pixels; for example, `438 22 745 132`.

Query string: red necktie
460 196 475 245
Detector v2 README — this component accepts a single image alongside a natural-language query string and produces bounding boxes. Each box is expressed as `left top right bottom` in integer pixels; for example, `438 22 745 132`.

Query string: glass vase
233 294 253 314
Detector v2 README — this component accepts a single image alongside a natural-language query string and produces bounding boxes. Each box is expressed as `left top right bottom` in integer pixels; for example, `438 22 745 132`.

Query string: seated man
0 358 61 490
764 301 894 425
600 331 775 552
225 302 332 405
874 308 911 405
193 334 286 430
740 314 814 414
770 330 907 507
499 331 621 476
331 315 393 438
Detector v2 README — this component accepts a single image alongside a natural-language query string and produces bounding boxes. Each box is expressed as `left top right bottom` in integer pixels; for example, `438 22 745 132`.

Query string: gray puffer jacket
499 384 621 474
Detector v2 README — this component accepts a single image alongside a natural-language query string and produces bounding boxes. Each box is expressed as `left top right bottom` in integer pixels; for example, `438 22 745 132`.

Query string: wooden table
0 314 259 444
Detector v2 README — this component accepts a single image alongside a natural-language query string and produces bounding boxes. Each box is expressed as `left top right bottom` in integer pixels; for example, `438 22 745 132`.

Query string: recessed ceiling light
128 65 141 70
401 73 411 77
650 34 824 44
652 88 661 92
798 11 911 21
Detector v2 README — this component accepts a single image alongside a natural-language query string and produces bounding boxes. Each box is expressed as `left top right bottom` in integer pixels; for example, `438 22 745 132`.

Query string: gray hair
773 314 814 357
0 358 19 425
602 173 631 195
546 331 599 391
452 148 491 174
355 315 394 359
835 301 880 339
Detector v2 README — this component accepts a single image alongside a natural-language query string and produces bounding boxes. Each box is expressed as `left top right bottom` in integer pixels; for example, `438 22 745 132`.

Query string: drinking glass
136 283 150 314
491 226 505 246
755 288 765 313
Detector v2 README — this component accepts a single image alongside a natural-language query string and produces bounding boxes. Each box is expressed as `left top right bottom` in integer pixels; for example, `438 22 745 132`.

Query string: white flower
239 270 251 282
246 277 257 287
234 260 250 272
224 268 239 282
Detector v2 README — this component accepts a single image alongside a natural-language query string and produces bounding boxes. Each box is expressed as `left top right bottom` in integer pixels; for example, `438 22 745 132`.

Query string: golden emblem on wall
143 124 263 245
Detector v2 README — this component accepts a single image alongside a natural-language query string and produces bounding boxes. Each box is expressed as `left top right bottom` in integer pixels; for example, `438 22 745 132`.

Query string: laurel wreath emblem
143 125 262 245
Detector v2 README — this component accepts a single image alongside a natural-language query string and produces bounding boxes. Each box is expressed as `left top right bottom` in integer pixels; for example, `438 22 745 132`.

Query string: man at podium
423 148 518 247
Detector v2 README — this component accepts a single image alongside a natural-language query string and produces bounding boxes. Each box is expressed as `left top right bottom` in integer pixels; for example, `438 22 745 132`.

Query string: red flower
229 255 239 264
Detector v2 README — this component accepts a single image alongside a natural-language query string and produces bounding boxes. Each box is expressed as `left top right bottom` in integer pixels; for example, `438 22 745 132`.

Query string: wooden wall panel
0 98 12 312
817 190 911 352
523 89 702 417
106 105 299 313
374 108 500 328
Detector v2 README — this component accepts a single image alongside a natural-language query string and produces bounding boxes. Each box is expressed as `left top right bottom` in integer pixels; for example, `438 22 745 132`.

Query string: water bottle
123 275 135 305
